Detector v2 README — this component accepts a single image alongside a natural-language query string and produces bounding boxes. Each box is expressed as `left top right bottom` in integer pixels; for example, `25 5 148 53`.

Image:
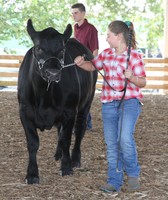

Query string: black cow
18 19 97 184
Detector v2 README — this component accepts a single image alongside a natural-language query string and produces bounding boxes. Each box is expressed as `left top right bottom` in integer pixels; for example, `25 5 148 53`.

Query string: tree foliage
0 0 164 52
86 0 164 50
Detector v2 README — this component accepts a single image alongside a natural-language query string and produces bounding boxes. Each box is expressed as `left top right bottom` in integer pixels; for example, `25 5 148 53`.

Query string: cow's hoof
61 169 73 176
25 177 39 184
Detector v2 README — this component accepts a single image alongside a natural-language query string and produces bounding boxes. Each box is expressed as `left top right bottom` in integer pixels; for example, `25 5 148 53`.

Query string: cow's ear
63 24 72 42
27 19 37 40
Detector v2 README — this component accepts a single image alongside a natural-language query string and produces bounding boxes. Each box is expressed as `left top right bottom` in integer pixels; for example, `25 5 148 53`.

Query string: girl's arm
124 69 146 88
74 56 96 71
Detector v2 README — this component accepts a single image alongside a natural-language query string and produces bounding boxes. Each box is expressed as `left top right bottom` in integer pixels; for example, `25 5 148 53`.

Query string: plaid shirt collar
110 47 129 57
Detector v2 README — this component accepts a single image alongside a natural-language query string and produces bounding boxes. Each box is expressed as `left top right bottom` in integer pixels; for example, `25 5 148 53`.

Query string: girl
74 20 146 193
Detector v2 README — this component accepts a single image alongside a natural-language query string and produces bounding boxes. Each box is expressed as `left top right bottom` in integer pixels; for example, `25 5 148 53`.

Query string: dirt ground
0 92 168 200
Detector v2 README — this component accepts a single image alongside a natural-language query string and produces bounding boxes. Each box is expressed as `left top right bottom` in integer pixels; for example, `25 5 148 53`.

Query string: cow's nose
45 69 52 77
45 69 58 76
45 69 61 82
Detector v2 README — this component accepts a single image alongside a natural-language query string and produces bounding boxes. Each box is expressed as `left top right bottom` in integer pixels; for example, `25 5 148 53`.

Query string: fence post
163 1 168 93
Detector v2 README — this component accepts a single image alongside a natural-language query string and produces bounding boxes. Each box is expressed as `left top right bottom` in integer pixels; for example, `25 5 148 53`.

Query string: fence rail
0 55 168 90
0 55 23 86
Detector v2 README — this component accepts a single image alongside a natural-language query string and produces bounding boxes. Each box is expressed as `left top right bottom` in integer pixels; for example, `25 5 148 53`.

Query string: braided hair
108 20 137 49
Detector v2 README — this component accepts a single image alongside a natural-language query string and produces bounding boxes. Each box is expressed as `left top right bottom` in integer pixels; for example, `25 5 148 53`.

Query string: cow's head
27 19 72 87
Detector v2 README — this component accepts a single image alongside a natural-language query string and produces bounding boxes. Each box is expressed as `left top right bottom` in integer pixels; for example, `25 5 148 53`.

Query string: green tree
0 0 76 47
86 0 164 51
0 0 164 53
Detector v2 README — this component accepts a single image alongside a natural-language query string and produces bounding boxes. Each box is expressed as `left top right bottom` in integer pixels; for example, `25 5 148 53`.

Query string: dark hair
71 3 86 12
108 20 137 49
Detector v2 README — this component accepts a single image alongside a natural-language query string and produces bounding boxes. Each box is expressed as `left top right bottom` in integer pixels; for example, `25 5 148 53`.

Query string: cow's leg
60 117 75 176
71 90 96 167
54 125 62 160
71 110 87 168
20 114 39 184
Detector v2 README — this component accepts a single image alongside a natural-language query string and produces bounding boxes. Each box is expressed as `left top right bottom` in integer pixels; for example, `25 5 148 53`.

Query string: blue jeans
102 98 142 191
87 112 92 129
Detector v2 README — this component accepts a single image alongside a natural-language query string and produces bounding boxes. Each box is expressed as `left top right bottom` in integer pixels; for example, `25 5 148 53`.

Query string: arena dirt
0 92 168 200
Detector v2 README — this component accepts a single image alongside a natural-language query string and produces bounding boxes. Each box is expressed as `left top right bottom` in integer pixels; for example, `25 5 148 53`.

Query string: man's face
71 8 85 22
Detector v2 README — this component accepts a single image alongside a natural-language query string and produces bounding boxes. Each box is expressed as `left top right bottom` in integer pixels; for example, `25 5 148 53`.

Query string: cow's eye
35 46 42 52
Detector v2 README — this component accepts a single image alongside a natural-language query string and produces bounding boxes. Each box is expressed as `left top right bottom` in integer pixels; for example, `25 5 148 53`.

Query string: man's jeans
87 112 92 130
102 98 142 191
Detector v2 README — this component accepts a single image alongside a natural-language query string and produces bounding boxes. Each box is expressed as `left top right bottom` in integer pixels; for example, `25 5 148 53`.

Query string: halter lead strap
118 23 133 108
116 22 133 172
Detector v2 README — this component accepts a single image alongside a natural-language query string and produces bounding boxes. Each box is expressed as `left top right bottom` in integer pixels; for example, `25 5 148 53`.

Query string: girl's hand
74 56 85 66
124 69 133 80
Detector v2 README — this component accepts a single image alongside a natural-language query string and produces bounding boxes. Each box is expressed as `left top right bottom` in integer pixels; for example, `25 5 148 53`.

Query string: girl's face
106 29 121 48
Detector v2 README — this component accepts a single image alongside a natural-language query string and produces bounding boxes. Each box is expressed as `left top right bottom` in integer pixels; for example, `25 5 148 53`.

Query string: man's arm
93 49 98 57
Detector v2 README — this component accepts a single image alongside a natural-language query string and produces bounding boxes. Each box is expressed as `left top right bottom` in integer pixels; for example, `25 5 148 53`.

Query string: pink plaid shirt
92 48 146 103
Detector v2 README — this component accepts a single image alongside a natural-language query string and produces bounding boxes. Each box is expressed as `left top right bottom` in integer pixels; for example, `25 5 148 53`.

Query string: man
71 3 99 130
